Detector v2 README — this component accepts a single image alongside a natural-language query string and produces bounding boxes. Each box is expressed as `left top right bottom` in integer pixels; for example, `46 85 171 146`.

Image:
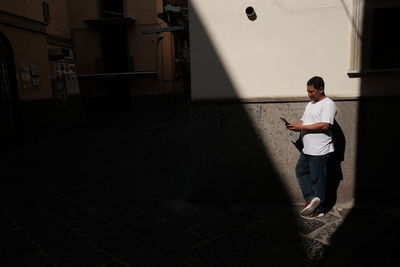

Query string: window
100 0 124 18
42 2 50 23
350 1 400 73
370 7 400 69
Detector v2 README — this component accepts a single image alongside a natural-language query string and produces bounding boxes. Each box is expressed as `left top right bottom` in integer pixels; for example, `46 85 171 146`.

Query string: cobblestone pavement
1 109 399 266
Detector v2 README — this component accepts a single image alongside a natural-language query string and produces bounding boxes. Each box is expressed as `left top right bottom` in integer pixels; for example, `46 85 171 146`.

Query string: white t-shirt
300 97 337 156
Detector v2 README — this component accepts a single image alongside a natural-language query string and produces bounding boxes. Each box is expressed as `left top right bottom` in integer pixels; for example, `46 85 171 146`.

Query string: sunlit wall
190 0 360 100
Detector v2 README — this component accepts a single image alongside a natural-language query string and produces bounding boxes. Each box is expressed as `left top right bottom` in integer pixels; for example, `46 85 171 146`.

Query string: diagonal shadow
319 1 400 265
187 3 313 265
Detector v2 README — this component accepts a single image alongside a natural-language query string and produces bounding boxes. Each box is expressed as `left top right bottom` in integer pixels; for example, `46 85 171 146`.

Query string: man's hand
287 122 302 132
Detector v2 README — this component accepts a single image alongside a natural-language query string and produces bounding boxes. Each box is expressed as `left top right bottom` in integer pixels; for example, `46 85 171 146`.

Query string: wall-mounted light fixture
245 6 257 21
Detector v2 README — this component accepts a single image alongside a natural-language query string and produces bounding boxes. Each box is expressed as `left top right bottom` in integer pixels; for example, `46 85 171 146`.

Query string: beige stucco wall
46 0 71 39
1 0 44 22
129 26 157 72
71 29 102 74
1 0 70 37
68 0 101 75
190 0 361 100
68 0 99 29
128 0 177 83
2 0 70 39
126 0 157 23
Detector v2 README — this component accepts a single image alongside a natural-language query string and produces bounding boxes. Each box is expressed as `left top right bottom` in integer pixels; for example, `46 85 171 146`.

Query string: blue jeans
295 152 331 213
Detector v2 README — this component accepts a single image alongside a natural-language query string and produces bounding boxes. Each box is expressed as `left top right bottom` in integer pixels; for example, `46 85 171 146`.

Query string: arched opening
0 32 21 148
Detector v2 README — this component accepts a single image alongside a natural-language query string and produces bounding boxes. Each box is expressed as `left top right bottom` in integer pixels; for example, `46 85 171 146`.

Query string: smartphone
280 117 289 126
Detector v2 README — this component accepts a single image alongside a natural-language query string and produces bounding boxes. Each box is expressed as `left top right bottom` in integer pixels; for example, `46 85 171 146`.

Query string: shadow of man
325 120 346 212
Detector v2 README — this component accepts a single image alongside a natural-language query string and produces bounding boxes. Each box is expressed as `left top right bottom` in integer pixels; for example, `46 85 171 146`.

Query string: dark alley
1 109 394 267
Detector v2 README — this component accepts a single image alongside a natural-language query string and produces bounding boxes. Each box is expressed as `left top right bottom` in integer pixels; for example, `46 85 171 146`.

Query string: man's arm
287 121 331 132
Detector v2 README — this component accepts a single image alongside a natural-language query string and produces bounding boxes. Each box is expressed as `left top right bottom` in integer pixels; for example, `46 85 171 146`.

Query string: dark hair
307 76 325 90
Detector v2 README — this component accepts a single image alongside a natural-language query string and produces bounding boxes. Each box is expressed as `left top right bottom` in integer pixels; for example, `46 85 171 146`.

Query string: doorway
0 32 20 147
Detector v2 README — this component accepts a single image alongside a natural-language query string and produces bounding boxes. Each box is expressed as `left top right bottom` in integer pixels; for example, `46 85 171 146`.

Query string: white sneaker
300 197 320 216
300 212 325 220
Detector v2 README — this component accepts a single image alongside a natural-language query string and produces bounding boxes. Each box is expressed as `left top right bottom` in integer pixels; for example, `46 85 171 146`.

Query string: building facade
70 0 189 112
0 0 81 146
188 0 400 207
0 0 189 146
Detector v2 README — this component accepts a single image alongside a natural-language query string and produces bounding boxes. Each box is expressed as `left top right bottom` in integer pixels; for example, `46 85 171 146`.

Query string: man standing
287 76 337 219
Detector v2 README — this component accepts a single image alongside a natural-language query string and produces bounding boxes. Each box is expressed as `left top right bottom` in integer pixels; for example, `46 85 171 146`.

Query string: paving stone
29 223 96 264
295 217 326 235
1 252 54 267
382 208 400 227
98 205 155 227
74 252 115 267
0 242 41 264
139 220 183 242
0 209 17 233
4 197 42 217
40 195 77 213
184 243 233 267
338 208 352 219
87 225 144 258
339 208 385 228
118 195 163 212
156 255 192 267
70 213 113 238
251 247 311 267
163 231 205 256
98 203 140 218
313 211 342 224
113 210 182 242
51 179 94 201
210 258 244 267
324 222 379 252
16 210 60 233
192 219 236 241
0 229 30 252
119 241 170 265
159 201 219 229
171 212 215 230
325 232 400 267
256 204 299 220
244 218 298 246
259 205 322 235
211 230 270 262
55 206 93 224
217 208 258 228
32 187 64 201
308 221 342 245
281 236 328 264
311 248 347 267
105 261 128 267
77 190 121 209
354 227 400 261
